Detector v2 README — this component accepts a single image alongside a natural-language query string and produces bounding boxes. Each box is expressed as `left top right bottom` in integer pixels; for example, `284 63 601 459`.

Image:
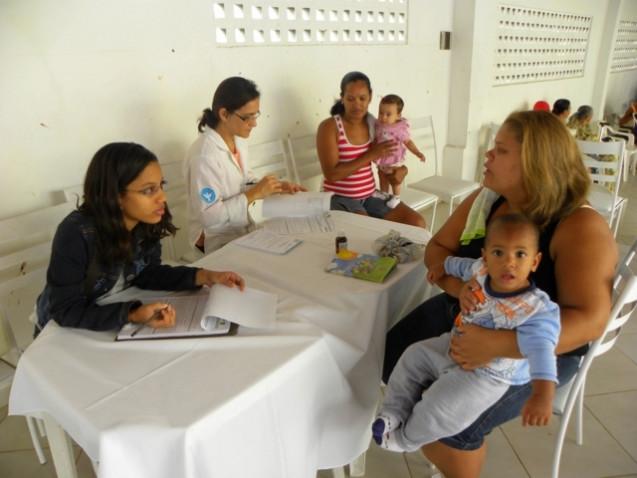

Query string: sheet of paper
116 291 231 340
206 286 278 329
263 213 334 235
233 229 302 254
262 192 332 218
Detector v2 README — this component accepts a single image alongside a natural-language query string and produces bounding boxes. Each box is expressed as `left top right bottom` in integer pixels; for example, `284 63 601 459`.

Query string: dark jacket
36 210 199 332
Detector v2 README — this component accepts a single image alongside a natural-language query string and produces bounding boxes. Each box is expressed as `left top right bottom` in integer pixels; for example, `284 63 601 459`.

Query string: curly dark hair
79 142 176 266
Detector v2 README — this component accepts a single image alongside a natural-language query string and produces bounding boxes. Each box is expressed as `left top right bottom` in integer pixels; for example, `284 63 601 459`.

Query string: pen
130 306 168 337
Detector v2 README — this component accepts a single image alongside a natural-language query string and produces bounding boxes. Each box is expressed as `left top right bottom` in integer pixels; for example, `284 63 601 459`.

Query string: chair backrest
249 139 294 180
287 134 324 192
600 125 636 148
577 139 625 194
406 116 438 181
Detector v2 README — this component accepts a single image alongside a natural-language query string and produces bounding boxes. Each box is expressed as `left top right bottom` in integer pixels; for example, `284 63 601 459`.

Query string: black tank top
456 196 586 357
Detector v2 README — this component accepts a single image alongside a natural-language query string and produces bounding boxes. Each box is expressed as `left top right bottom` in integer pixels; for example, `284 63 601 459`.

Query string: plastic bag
373 230 424 263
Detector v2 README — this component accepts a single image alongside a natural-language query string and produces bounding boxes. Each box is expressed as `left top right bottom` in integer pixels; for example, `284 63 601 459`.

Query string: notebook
116 286 278 341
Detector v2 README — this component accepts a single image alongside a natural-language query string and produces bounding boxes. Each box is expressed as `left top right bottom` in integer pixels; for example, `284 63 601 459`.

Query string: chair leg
349 451 366 476
26 416 47 464
575 378 586 446
551 381 584 478
330 466 347 478
428 201 438 233
448 199 454 217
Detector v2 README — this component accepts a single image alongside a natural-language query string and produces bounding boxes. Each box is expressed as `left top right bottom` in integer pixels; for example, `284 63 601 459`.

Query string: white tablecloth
10 211 430 478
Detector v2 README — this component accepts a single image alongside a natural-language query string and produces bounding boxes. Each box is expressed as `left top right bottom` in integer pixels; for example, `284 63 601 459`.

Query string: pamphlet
116 286 278 341
262 191 332 218
325 252 397 283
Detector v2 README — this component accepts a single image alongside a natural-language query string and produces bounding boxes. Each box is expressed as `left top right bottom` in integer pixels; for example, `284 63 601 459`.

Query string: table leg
349 451 366 476
42 413 79 478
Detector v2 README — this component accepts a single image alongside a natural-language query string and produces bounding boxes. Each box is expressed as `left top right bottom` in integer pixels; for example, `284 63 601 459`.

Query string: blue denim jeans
383 293 582 450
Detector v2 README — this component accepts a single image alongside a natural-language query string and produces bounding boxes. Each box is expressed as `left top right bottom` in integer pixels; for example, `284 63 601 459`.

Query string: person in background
36 142 245 334
619 99 637 136
373 94 427 209
567 105 597 140
185 76 305 254
382 111 616 478
374 214 559 453
552 98 571 123
532 100 550 112
316 71 425 228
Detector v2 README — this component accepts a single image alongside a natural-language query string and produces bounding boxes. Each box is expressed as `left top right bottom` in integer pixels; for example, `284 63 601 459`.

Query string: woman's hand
449 323 497 369
280 181 307 194
128 303 176 329
247 175 283 202
427 262 446 284
196 269 245 290
458 278 484 314
368 139 398 160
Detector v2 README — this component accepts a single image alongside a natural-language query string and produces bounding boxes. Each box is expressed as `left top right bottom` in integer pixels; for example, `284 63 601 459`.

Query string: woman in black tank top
382 111 617 477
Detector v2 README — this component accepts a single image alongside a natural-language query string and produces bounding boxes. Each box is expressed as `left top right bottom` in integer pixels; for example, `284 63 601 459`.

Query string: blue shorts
330 194 390 219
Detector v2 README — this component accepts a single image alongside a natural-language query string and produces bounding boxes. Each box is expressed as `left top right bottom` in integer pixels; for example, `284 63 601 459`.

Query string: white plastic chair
551 239 637 478
247 139 297 224
408 116 480 216
600 125 637 178
577 139 627 237
0 242 54 465
287 133 439 229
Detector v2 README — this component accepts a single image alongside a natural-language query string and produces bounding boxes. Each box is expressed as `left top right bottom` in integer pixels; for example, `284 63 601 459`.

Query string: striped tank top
322 115 376 199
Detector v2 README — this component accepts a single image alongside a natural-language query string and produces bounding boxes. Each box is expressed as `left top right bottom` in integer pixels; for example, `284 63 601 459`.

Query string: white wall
604 0 637 119
0 0 452 220
445 0 617 181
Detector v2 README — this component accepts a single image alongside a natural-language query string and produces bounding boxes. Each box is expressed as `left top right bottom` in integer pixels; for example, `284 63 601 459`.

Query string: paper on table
263 213 334 235
116 286 278 340
262 192 332 218
233 229 302 254
206 285 278 329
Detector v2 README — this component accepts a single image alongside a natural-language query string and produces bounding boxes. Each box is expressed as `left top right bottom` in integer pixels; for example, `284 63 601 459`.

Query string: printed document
233 229 302 254
116 286 278 340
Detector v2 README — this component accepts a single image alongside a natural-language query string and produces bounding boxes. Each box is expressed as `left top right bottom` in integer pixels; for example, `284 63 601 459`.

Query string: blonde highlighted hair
502 111 590 229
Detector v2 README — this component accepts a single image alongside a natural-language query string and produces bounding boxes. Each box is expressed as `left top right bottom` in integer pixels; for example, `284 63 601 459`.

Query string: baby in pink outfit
373 94 426 208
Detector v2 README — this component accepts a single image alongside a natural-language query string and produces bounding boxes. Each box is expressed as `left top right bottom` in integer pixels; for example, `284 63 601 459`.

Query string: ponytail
197 108 218 132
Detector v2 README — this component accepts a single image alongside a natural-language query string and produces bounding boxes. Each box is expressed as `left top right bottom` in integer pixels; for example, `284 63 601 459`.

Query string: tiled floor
1 176 636 478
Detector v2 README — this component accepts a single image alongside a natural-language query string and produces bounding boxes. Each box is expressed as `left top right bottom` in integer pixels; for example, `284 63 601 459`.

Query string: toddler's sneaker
386 195 401 209
372 190 391 200
372 413 400 445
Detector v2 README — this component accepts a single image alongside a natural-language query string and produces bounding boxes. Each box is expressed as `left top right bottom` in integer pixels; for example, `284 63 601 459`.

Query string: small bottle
335 232 348 254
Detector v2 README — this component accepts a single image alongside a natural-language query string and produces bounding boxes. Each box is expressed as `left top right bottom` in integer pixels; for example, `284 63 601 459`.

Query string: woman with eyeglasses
35 142 244 334
185 76 305 254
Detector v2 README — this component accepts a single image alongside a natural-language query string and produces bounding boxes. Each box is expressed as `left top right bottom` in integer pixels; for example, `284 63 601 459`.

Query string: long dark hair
198 76 260 132
329 71 372 116
79 142 176 266
552 98 571 116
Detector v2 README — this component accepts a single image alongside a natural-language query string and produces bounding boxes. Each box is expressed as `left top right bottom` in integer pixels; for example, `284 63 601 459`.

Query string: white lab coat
184 126 258 253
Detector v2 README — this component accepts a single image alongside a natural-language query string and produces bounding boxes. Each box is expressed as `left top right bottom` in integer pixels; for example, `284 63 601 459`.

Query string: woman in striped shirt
316 71 426 228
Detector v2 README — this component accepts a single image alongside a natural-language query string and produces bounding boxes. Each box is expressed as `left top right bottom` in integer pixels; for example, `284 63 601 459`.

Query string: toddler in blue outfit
373 214 560 451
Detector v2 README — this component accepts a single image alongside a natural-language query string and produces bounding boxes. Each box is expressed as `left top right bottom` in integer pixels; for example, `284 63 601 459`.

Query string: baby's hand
418 152 426 162
521 380 554 426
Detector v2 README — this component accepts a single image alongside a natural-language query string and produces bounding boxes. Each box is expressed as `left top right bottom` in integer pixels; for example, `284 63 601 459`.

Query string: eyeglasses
126 180 167 197
232 111 261 123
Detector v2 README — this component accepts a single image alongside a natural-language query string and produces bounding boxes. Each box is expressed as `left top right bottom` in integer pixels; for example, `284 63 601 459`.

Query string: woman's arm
425 189 482 298
550 207 617 353
316 118 395 181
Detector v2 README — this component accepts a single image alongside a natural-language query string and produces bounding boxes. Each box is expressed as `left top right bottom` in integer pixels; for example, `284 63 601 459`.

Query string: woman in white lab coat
184 77 304 254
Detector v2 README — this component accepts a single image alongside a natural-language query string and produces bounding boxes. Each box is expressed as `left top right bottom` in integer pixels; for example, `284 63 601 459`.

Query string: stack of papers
261 192 334 234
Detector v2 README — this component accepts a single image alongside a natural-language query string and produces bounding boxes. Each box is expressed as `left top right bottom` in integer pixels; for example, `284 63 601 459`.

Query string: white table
10 211 430 478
